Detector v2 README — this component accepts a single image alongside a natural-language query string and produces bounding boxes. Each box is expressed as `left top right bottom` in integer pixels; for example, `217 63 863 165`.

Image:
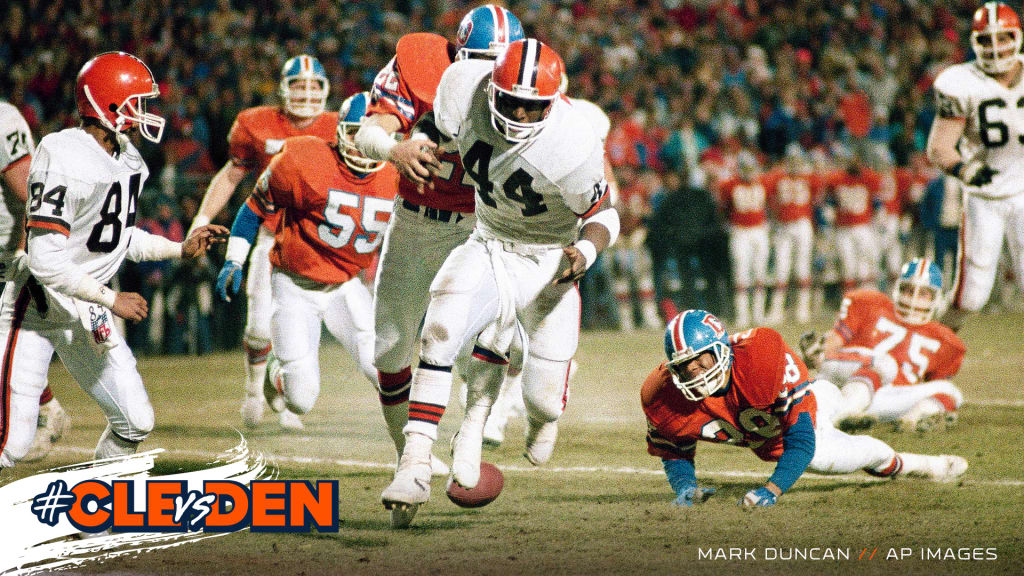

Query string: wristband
574 239 598 270
190 214 211 232
225 236 253 264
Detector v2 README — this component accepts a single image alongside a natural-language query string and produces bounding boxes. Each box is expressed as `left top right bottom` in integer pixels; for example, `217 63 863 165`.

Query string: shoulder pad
395 33 455 107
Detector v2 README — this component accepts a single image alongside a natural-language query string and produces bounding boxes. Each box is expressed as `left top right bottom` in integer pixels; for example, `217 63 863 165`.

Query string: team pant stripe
866 454 903 477
932 393 959 412
953 212 967 309
471 346 508 365
0 287 31 455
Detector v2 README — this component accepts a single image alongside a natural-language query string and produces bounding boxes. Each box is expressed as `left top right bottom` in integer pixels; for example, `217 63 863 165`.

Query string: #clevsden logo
29 477 338 533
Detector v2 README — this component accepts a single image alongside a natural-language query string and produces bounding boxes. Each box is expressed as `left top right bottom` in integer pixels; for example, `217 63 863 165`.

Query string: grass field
5 310 1023 576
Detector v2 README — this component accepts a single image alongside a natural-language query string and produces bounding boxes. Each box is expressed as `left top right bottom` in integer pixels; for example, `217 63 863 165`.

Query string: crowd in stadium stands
1 0 1016 351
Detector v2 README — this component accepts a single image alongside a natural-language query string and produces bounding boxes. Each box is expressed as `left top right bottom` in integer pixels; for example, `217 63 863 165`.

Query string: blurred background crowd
2 0 1017 353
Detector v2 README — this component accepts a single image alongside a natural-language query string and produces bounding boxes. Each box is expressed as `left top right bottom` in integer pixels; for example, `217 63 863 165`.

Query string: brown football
445 461 504 508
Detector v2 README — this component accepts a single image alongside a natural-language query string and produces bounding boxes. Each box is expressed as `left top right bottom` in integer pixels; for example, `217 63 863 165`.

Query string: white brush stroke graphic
0 437 273 575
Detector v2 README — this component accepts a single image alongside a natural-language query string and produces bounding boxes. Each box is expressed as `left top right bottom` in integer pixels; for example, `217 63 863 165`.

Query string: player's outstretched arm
358 112 440 186
663 458 715 506
741 412 815 508
181 224 229 259
190 161 248 232
216 203 263 302
1 155 30 252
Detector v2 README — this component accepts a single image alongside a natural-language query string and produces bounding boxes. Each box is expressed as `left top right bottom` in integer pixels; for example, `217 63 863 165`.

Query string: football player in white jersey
927 1 1024 329
0 101 72 462
0 52 227 469
381 39 620 525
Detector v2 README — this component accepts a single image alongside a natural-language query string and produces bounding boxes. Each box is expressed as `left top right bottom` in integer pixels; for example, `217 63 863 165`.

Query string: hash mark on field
51 446 1024 487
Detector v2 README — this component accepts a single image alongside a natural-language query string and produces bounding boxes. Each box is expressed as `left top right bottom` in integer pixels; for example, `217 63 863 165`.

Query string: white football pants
953 192 1024 311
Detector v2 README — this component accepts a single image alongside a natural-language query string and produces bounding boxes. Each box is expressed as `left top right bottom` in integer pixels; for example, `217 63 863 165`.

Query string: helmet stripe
492 5 507 44
516 39 540 88
673 315 685 353
989 2 998 26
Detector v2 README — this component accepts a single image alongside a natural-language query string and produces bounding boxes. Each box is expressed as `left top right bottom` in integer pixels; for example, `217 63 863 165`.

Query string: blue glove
740 487 778 508
216 261 244 302
673 485 716 507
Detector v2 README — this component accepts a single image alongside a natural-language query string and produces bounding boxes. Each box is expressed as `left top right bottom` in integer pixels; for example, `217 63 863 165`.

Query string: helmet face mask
664 310 733 402
892 258 943 325
279 55 330 118
337 91 386 174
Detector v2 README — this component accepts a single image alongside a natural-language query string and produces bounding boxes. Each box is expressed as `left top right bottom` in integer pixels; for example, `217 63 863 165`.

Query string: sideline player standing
0 52 226 469
644 310 967 508
191 55 337 429
381 39 620 524
718 151 769 328
927 2 1024 330
0 100 71 462
764 146 816 324
355 6 524 472
217 92 397 424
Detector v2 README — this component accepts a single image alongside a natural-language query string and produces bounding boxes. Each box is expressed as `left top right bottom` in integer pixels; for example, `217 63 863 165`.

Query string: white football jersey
27 128 149 288
434 60 607 245
0 101 34 255
933 56 1024 198
569 98 610 143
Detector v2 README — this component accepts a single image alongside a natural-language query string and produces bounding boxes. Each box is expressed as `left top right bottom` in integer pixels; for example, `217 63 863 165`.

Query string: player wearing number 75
1 52 228 470
802 258 966 433
643 309 967 509
217 92 398 427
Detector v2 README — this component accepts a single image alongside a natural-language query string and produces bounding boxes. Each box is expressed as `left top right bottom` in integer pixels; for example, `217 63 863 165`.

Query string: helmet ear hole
108 103 118 112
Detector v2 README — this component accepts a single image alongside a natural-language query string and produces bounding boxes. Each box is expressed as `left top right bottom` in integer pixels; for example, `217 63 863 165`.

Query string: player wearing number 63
804 258 965 433
217 92 398 428
927 2 1024 330
643 310 967 509
0 52 228 469
381 38 619 521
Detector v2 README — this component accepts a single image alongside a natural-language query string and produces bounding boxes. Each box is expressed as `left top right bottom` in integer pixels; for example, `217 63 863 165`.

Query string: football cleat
450 422 485 490
899 453 968 482
382 434 433 519
278 410 304 430
240 394 264 429
23 400 72 463
524 417 558 466
262 352 286 414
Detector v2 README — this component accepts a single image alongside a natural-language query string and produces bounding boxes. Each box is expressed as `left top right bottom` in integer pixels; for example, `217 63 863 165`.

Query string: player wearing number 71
643 309 967 509
217 92 398 425
1 52 228 469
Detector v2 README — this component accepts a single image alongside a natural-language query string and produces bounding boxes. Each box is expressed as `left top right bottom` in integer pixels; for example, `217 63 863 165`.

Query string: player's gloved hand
955 160 997 187
740 487 778 508
672 485 716 507
216 261 244 302
799 331 825 370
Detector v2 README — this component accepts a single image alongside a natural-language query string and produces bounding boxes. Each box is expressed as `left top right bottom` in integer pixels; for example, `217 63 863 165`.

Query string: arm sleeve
933 69 968 120
126 228 182 262
28 229 115 307
0 105 34 172
662 458 697 496
766 411 815 494
26 144 77 237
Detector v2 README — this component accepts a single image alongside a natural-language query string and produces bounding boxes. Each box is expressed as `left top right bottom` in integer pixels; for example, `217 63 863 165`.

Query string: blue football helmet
455 4 525 61
337 91 385 174
893 257 943 324
663 310 733 401
279 54 329 118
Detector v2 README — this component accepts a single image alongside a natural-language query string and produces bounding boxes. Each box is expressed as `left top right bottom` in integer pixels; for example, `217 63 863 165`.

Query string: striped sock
404 360 454 441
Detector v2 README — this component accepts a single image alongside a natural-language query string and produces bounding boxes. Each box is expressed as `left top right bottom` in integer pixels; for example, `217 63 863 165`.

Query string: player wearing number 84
0 52 227 470
643 309 968 509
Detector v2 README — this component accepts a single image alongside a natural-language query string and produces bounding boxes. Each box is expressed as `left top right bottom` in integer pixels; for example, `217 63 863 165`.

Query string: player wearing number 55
1 52 228 470
217 92 398 431
642 310 967 509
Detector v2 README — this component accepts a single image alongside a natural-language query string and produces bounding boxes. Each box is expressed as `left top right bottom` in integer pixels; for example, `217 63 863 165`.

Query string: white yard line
50 446 1024 487
967 399 1024 407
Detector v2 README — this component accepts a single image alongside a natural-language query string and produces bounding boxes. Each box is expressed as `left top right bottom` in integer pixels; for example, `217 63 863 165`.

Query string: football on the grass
446 461 504 508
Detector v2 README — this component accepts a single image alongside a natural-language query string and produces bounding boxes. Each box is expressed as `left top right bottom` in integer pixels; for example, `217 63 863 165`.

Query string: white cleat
240 394 264 428
899 453 968 482
278 410 304 430
524 417 558 466
262 352 286 413
382 434 433 522
23 401 72 463
450 427 484 490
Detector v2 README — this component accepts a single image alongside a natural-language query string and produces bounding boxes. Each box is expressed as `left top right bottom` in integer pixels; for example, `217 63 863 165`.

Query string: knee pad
282 356 320 415
522 356 570 424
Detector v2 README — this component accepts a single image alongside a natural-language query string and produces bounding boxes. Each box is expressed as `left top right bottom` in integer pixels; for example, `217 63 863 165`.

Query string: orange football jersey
831 289 966 386
367 33 475 213
247 136 399 285
228 106 339 231
822 169 880 226
642 327 816 463
764 170 817 223
718 177 768 227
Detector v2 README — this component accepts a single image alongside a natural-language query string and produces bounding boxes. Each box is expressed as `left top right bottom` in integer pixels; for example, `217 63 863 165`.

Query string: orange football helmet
487 39 563 142
971 2 1023 74
76 51 165 143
